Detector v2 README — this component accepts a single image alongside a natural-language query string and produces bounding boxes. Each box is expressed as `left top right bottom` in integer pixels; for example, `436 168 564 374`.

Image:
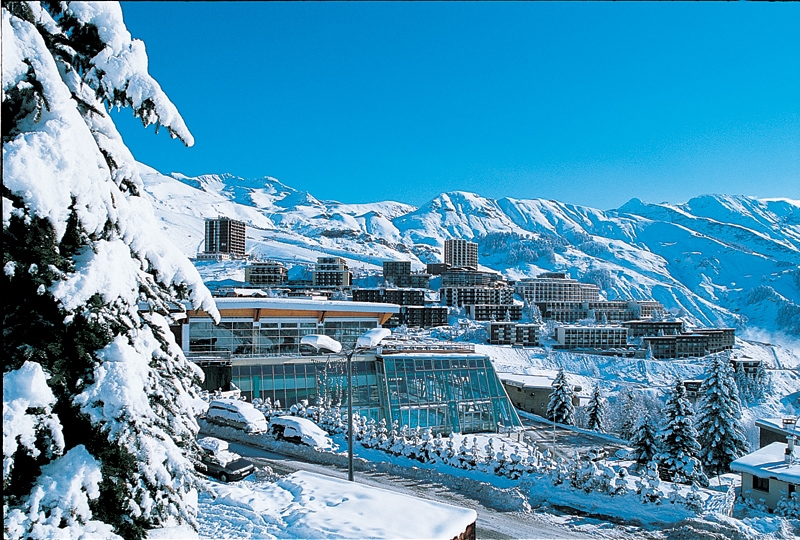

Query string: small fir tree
629 413 658 469
585 384 605 432
696 354 749 476
618 389 643 440
546 369 575 426
657 379 708 486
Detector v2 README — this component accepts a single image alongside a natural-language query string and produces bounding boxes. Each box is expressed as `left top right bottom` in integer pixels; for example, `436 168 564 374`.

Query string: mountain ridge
137 163 800 339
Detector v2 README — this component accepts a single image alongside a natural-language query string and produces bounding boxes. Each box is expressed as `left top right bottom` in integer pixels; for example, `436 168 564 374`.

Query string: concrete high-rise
204 217 246 258
443 239 478 269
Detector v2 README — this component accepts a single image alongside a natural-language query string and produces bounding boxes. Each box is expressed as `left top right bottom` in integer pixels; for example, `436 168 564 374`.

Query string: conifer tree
546 369 575 426
618 388 643 440
696 354 749 476
3 3 216 539
629 412 658 469
657 379 708 486
753 361 771 402
585 384 605 432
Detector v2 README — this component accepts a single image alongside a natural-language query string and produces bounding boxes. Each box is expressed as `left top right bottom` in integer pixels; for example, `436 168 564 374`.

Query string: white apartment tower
444 239 478 269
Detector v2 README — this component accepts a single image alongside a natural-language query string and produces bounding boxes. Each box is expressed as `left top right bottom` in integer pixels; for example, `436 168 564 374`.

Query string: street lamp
301 327 391 481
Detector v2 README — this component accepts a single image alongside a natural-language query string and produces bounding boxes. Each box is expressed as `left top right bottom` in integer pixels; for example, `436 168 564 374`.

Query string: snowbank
199 471 476 539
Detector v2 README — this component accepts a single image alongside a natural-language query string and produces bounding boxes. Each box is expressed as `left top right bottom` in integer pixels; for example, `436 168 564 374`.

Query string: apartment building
203 217 246 259
466 304 522 321
426 263 451 275
398 306 449 328
312 257 351 288
623 319 684 337
487 321 517 345
515 272 601 303
244 260 288 287
444 239 478 269
487 322 541 346
353 288 426 306
691 328 735 351
643 333 708 359
515 324 541 346
383 261 411 277
555 325 629 350
440 286 514 307
382 261 431 289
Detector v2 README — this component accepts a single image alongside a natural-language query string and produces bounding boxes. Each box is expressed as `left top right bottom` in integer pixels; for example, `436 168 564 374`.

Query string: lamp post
301 328 391 482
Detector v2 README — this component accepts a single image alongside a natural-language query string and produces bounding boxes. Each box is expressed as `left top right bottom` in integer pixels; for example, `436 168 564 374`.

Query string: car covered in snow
205 398 269 434
195 437 255 482
269 416 333 450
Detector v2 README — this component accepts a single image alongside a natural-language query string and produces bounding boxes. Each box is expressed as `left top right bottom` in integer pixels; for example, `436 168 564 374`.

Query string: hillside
138 163 800 340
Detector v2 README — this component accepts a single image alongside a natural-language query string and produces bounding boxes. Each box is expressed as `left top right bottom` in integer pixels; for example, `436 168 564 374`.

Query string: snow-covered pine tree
753 361 771 402
3 3 218 539
733 364 754 404
629 412 658 469
656 379 708 486
696 354 749 477
585 384 605 432
546 368 575 425
617 388 642 440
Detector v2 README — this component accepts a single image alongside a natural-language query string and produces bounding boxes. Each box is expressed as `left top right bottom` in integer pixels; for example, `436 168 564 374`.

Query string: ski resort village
3 2 799 540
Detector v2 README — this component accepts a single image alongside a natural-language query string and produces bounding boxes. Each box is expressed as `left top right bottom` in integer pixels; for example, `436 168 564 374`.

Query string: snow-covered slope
138 164 800 339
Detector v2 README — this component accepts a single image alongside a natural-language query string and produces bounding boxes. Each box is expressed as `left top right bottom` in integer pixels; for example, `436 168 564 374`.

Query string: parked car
269 416 333 450
195 437 255 482
205 398 268 434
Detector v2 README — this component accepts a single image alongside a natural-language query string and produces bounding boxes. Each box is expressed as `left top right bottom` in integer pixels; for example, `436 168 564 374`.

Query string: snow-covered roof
204 297 400 314
730 442 800 484
755 418 800 437
498 372 556 389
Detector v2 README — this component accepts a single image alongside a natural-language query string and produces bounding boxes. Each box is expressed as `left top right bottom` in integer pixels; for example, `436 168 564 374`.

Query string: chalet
731 442 799 512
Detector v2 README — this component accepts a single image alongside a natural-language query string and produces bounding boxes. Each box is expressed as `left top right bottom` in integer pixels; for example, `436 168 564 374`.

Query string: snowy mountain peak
137 164 800 338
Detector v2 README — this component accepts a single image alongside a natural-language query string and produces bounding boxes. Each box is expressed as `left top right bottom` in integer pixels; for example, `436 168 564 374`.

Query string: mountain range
138 163 800 339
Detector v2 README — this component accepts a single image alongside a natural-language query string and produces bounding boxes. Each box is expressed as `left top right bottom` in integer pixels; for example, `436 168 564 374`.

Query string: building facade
623 320 684 337
555 325 629 350
398 306 449 329
440 286 514 307
731 442 798 512
515 273 600 303
245 261 288 287
465 304 522 322
204 217 246 258
312 257 352 288
500 373 584 418
643 333 708 359
444 239 478 270
353 288 426 306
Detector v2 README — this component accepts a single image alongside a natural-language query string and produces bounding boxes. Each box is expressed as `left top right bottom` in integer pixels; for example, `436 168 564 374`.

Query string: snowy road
227 441 649 540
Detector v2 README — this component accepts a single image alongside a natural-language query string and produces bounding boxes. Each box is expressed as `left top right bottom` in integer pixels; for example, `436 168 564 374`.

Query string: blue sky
115 2 799 209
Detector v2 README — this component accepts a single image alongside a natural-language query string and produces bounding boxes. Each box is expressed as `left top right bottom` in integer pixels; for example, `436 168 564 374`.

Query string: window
752 475 770 492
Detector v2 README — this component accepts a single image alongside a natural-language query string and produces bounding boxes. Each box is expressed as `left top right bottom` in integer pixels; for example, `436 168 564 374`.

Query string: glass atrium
227 348 521 434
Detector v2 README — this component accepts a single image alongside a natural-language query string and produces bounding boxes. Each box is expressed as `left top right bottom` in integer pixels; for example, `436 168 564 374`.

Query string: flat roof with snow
497 371 556 389
755 418 800 438
188 296 400 325
730 442 800 484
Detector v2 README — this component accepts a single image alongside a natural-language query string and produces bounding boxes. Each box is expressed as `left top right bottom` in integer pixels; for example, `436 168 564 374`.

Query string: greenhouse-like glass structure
221 346 521 434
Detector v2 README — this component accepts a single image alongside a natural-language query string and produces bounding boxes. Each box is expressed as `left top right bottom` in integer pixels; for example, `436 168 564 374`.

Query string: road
227 441 647 540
